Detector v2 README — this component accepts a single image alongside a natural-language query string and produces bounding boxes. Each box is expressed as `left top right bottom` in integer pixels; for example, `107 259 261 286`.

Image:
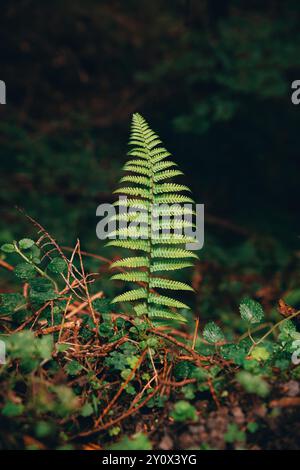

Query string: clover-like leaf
239 298 264 324
203 321 224 344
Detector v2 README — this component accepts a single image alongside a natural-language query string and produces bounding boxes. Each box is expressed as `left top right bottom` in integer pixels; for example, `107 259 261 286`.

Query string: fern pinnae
110 113 198 322
112 288 147 303
120 175 151 187
110 256 149 269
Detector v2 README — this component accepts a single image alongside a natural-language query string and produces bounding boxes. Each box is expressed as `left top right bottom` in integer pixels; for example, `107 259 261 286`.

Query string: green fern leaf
154 194 194 204
124 165 150 176
106 240 150 252
154 184 191 194
152 247 198 259
150 277 194 291
124 159 150 168
149 293 189 309
148 307 187 322
134 303 148 316
110 227 149 239
110 257 149 269
150 261 193 272
113 198 149 210
111 271 148 283
120 176 151 187
114 187 151 199
153 161 177 173
152 220 195 230
110 212 149 223
153 170 184 182
152 236 197 245
127 149 148 159
108 113 198 322
112 288 148 303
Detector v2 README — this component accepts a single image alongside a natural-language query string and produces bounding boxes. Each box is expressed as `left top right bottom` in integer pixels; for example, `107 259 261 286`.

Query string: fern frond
152 247 198 259
128 139 146 147
149 293 189 309
110 212 149 223
120 176 151 187
109 113 199 323
150 277 194 291
154 206 195 216
134 303 148 316
109 226 149 239
114 187 151 199
124 159 150 168
148 307 187 322
111 271 148 283
153 170 184 182
127 149 148 159
153 161 177 172
154 184 191 194
147 139 162 149
154 194 194 204
152 236 197 245
110 256 149 269
113 198 149 210
150 261 193 272
151 151 172 163
106 240 150 252
112 288 147 303
152 220 196 231
124 165 150 176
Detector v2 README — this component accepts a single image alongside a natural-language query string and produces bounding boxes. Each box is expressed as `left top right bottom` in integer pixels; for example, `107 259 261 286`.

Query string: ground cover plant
0 115 300 450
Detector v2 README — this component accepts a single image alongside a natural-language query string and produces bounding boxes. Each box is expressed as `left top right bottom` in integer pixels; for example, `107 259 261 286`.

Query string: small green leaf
236 371 270 397
15 263 36 281
98 323 113 337
107 432 152 451
239 298 264 324
0 293 24 315
247 422 259 433
2 401 24 417
19 238 35 250
80 402 94 417
1 243 15 253
47 257 67 274
203 321 224 344
36 336 54 361
109 426 121 437
224 423 246 444
251 346 270 362
174 361 196 380
93 298 111 314
170 400 197 422
29 278 58 302
65 360 84 376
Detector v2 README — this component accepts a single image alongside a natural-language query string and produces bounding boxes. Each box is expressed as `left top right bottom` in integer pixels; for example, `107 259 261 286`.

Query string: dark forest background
0 0 300 318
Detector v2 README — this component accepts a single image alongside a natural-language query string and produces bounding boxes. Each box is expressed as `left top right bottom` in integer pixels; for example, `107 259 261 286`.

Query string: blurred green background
1 0 300 319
